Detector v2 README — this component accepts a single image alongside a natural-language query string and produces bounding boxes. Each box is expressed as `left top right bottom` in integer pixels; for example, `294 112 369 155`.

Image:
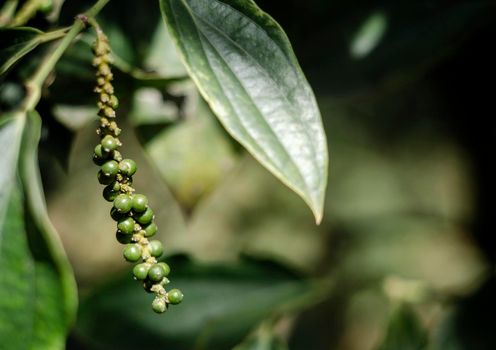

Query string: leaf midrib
174 0 320 202
190 1 321 186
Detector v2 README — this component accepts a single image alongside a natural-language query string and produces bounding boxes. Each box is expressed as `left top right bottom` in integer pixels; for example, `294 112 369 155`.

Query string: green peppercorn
132 194 148 212
101 160 119 177
94 144 109 159
152 298 167 313
116 231 132 244
93 154 106 166
167 289 183 305
114 194 133 213
110 207 126 221
133 263 150 280
103 185 120 202
148 240 163 257
143 222 158 237
119 158 137 177
157 262 170 277
148 264 166 282
97 170 115 185
123 244 142 262
135 207 154 225
101 135 118 152
117 217 136 235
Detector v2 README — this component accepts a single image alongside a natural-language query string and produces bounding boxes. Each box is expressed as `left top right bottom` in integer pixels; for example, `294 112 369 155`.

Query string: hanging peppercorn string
90 24 183 313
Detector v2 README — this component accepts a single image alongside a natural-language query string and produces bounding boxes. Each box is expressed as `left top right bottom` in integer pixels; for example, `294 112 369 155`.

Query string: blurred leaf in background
75 256 315 350
144 90 239 214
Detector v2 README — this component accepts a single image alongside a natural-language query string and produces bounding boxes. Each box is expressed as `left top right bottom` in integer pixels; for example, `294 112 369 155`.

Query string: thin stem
22 0 110 112
84 0 110 19
39 27 71 43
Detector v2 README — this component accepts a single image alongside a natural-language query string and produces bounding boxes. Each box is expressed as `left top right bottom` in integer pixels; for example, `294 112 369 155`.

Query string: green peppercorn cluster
91 26 183 313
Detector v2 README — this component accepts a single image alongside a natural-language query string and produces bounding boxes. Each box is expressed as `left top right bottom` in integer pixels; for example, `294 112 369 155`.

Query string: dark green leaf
0 27 42 75
160 0 328 222
0 27 66 75
376 303 427 350
76 256 309 350
0 111 77 349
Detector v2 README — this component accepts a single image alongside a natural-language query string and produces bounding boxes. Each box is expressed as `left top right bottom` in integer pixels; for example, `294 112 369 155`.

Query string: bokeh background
4 0 495 349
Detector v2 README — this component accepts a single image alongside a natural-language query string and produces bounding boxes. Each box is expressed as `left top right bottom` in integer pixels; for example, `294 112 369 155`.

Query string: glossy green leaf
159 0 328 223
0 111 77 349
76 256 310 350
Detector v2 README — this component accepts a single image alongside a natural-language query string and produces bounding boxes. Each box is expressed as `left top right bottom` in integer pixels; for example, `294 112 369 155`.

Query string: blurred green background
3 0 495 349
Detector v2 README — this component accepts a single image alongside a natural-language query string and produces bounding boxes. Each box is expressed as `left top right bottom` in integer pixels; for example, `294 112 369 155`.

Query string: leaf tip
312 205 324 225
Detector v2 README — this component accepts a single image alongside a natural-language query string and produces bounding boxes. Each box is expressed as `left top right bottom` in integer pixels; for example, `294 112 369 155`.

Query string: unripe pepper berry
101 160 119 177
119 158 137 176
97 170 115 185
123 244 142 262
133 263 150 280
110 207 126 221
117 217 136 235
143 222 158 237
103 185 120 202
148 264 166 282
134 207 154 225
94 144 109 159
93 154 105 166
168 289 183 305
157 262 170 277
132 194 148 212
114 194 133 213
148 240 163 257
101 134 119 152
116 231 132 244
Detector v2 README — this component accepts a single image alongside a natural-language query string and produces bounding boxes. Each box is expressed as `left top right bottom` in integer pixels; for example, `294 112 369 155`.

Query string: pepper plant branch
39 27 71 43
22 0 110 112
